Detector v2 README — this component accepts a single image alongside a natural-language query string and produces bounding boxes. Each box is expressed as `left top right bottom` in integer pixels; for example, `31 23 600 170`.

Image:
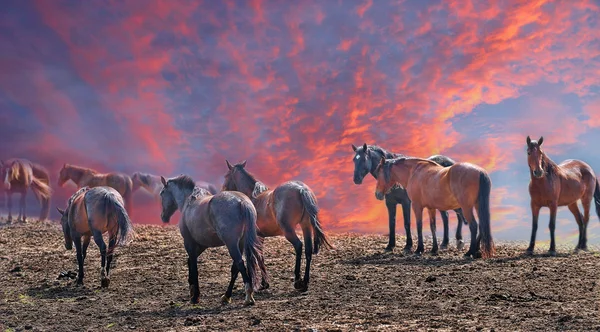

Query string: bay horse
58 163 133 217
159 174 266 305
132 172 218 197
2 158 52 222
57 186 134 287
374 157 495 258
221 160 333 292
351 143 467 252
525 136 600 255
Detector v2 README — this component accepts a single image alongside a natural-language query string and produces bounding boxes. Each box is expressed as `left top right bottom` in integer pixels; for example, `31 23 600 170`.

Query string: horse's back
83 186 124 233
100 172 132 196
556 159 596 204
427 154 456 167
69 191 91 235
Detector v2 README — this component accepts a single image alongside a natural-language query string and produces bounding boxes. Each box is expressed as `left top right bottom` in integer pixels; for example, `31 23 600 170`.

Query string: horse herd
1 135 599 305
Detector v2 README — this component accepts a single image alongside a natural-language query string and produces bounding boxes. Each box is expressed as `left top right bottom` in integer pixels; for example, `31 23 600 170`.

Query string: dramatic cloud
1 0 599 245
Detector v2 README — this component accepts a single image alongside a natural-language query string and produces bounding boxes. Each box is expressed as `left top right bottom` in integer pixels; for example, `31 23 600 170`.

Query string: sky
1 0 600 246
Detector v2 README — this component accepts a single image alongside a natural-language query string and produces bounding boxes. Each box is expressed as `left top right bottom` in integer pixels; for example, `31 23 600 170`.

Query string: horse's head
159 176 177 223
56 207 73 250
222 159 248 192
351 143 374 184
58 163 69 187
526 136 545 178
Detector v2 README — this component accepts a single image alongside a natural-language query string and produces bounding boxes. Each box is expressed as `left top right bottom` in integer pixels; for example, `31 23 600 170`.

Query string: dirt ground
1 219 600 332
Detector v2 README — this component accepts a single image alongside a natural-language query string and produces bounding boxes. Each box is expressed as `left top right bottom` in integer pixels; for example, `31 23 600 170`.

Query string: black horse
351 143 467 253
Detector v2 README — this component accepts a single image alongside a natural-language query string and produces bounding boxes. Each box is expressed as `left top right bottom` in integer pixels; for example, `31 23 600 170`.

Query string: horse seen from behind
159 174 266 305
2 158 52 222
57 186 134 287
374 156 495 258
525 136 600 256
221 160 333 293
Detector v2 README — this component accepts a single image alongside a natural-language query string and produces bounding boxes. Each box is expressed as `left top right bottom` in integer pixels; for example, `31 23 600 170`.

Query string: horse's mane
135 172 155 186
170 174 196 192
541 150 558 177
64 163 98 174
190 186 212 201
237 167 270 197
382 157 437 183
367 145 402 159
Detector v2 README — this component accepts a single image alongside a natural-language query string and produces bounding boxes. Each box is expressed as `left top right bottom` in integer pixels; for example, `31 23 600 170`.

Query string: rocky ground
1 218 600 331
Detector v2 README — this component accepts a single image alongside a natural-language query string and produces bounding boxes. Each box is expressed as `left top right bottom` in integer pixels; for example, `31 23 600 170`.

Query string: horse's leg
282 226 303 290
73 236 85 285
454 208 465 250
439 210 449 250
462 208 480 258
548 203 558 256
581 197 591 251
412 203 425 256
82 235 91 260
186 244 205 304
103 234 117 288
401 200 413 254
384 199 397 252
91 229 109 288
224 241 255 305
526 202 541 255
429 208 439 255
222 261 240 304
19 192 26 222
300 224 313 292
256 236 269 291
567 203 584 251
6 193 12 222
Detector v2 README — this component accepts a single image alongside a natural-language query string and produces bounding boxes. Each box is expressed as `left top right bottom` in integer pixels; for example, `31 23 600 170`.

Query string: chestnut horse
57 186 134 287
374 157 494 258
351 143 467 252
222 160 333 292
525 136 600 255
159 174 266 305
2 158 52 222
58 163 133 217
132 172 218 197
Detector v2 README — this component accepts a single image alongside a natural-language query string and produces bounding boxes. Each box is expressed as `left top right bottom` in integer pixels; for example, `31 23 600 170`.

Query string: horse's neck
70 167 94 186
392 160 418 187
174 187 193 211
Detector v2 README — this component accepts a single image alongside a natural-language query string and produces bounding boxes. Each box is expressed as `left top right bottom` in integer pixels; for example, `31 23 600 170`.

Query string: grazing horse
525 136 600 255
351 143 467 252
159 174 266 305
57 186 134 287
132 172 218 197
58 163 133 217
374 157 495 258
221 160 333 292
2 158 52 222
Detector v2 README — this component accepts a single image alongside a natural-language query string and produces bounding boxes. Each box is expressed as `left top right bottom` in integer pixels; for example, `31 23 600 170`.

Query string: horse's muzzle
375 191 385 201
160 213 170 223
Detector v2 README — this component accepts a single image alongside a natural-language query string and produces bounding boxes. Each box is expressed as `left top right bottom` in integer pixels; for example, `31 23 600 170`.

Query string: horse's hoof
220 294 231 304
76 280 84 286
456 241 465 251
293 279 304 290
384 246 395 253
243 297 256 306
440 243 448 251
463 252 472 258
430 249 439 256
547 250 557 257
101 277 110 288
258 282 270 291
524 249 534 256
472 251 482 259
402 247 412 255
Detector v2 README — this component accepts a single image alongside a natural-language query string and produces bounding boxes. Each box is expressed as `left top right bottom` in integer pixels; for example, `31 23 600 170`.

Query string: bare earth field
1 219 600 332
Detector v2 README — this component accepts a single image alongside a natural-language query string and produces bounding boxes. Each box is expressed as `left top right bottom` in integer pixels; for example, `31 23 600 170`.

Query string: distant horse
525 136 600 255
58 163 133 217
351 143 467 252
57 186 134 287
2 158 52 222
222 160 333 292
159 174 266 305
132 172 218 197
374 157 494 258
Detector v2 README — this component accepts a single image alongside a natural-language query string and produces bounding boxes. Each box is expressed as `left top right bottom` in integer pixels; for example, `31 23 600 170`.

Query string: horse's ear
240 160 247 168
56 207 65 215
160 176 167 186
538 136 543 146
526 136 531 146
351 144 357 152
362 143 368 151
226 160 233 170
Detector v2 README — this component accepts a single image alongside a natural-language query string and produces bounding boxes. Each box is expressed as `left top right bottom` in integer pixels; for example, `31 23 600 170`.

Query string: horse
159 174 266 305
56 186 134 287
132 172 218 197
374 156 495 258
58 163 133 217
525 136 600 256
351 143 467 253
222 160 333 292
2 158 52 222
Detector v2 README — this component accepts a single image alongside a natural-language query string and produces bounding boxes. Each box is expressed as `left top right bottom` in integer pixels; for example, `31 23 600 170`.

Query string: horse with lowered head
132 172 218 197
222 160 333 293
57 186 134 287
58 163 133 217
159 174 266 305
2 158 52 222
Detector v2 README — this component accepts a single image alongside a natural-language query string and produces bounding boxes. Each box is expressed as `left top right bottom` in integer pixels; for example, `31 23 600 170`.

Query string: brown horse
374 157 495 258
525 136 600 256
222 160 333 292
58 163 133 217
57 186 134 287
2 158 52 222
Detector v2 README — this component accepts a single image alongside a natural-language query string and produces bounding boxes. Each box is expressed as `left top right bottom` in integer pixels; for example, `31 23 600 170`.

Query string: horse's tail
299 187 334 254
593 178 600 222
240 198 266 291
123 177 134 219
103 191 135 247
30 176 52 221
477 172 495 258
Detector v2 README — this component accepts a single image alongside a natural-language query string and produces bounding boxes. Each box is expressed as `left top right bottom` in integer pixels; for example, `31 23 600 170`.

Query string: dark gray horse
351 143 467 253
159 174 267 306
